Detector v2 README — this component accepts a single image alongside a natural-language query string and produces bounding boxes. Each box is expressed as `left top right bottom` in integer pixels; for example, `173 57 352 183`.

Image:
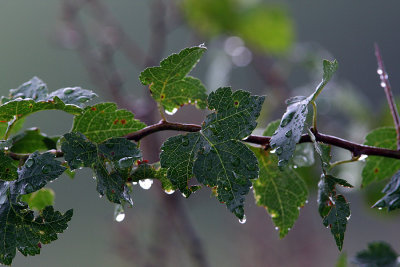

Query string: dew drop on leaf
377 68 383 75
25 158 34 168
118 157 133 169
41 165 51 174
63 88 75 95
78 96 90 103
276 147 283 155
165 108 178 116
285 130 292 138
275 227 279 231
378 207 383 210
164 189 175 195
280 112 295 127
238 215 247 224
139 179 153 190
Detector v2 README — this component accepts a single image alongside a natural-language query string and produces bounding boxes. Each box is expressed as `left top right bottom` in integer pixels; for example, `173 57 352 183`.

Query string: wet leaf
270 59 337 167
46 87 97 108
373 170 400 211
161 87 264 219
72 103 146 143
362 127 400 187
139 46 208 113
61 132 141 205
352 242 398 267
252 148 308 238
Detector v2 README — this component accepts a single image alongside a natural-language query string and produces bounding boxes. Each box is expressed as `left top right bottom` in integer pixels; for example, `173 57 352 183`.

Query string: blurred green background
2 0 400 266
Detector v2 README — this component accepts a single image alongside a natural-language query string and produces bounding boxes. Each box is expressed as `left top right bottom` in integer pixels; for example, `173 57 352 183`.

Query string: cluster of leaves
0 45 398 265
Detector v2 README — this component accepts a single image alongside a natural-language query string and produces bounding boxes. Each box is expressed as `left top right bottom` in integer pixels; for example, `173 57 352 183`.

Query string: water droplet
346 215 351 220
280 112 295 127
164 189 175 195
239 215 247 224
165 108 178 116
181 136 189 146
181 192 188 198
231 156 240 167
270 148 277 154
288 228 291 231
272 131 277 136
381 82 386 88
114 204 125 222
358 154 368 161
377 69 383 75
293 165 298 169
132 181 138 185
139 179 153 190
276 147 283 155
78 96 90 103
4 147 8 151
305 200 309 204
25 158 34 168
63 88 75 95
118 157 133 169
41 165 51 174
275 227 279 231
378 207 383 210
285 130 292 138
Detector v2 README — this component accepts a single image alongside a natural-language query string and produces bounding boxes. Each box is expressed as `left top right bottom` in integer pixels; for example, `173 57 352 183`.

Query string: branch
375 43 400 150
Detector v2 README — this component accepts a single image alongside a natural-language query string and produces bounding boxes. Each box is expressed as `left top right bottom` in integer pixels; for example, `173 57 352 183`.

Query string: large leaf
0 202 72 266
161 87 264 219
61 132 141 204
352 242 398 267
270 60 338 167
362 127 400 187
10 128 57 153
252 148 307 238
71 103 146 143
373 170 400 211
139 46 208 113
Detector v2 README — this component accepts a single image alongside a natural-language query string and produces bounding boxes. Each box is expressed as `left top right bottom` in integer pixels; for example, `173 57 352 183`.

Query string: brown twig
375 43 400 150
10 120 400 160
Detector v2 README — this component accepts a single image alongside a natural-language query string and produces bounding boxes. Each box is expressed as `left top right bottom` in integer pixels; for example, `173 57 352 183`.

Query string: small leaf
139 46 208 113
322 195 350 251
352 242 398 267
362 127 400 187
373 170 400 211
20 188 55 211
271 60 337 167
62 132 141 205
10 128 57 153
161 87 264 219
252 148 308 238
72 103 146 143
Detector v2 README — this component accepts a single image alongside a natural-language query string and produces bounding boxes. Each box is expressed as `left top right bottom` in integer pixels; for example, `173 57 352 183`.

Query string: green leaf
352 242 398 267
61 132 141 204
3 77 96 107
10 128 57 153
46 87 97 108
0 152 18 181
139 46 208 113
252 148 308 238
336 253 348 267
20 188 55 211
271 60 337 167
362 127 400 187
318 174 353 218
373 170 400 211
72 103 146 143
161 87 264 219
236 5 294 54
0 202 72 265
322 195 350 251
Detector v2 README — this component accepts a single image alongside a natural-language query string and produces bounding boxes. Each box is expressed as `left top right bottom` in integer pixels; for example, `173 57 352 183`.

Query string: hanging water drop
275 227 279 231
238 215 247 224
114 204 125 222
25 158 34 168
164 189 175 195
305 200 309 204
165 108 178 116
139 179 153 190
381 82 386 88
378 207 383 210
293 165 298 169
41 165 51 174
377 69 383 75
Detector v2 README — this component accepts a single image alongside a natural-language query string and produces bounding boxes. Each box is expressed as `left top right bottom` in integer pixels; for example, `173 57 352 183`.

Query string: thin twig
375 43 400 150
10 120 400 160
